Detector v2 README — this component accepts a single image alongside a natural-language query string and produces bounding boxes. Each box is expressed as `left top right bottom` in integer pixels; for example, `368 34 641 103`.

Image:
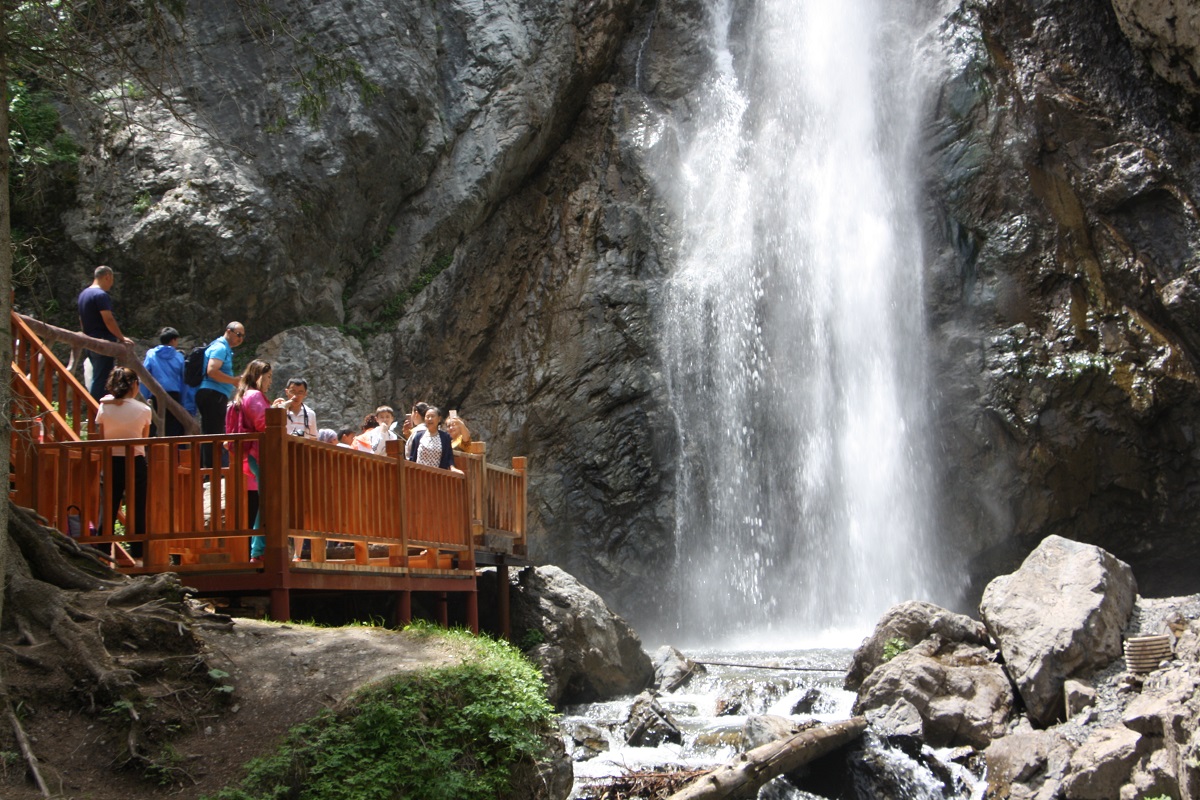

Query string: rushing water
662 0 956 641
563 649 984 800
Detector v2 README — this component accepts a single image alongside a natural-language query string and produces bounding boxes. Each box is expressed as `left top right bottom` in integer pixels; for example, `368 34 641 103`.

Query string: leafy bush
206 627 555 800
882 637 910 663
8 80 80 180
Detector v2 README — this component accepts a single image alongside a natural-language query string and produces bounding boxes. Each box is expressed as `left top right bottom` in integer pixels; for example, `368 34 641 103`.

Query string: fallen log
667 716 867 800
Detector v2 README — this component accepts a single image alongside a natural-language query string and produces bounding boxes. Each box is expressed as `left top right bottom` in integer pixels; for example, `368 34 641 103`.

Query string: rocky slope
19 0 1200 625
845 537 1200 800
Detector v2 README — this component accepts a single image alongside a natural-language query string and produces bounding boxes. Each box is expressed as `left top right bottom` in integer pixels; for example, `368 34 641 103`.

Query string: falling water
663 0 953 641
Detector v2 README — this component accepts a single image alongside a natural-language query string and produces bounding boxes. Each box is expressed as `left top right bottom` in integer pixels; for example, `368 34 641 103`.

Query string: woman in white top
95 366 152 555
406 406 455 470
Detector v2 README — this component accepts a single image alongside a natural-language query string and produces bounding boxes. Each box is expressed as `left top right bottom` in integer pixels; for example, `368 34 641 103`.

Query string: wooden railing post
261 408 291 618
466 441 486 543
386 440 405 567
396 444 409 567
512 456 527 556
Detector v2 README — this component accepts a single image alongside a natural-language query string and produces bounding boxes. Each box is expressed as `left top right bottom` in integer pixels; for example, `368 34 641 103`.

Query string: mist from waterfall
662 0 955 644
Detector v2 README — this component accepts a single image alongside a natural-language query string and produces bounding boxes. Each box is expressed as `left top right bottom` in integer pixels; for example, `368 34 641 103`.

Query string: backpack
183 346 207 387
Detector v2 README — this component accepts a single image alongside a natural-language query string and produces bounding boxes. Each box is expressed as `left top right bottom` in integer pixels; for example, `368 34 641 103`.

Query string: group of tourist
78 265 475 564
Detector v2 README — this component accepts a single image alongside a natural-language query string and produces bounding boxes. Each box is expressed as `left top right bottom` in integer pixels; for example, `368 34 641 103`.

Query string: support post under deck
498 564 510 640
466 591 478 634
398 591 412 626
270 588 291 621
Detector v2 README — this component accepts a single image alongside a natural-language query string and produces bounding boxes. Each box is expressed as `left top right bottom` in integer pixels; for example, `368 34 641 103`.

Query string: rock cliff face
926 0 1200 600
22 0 1200 624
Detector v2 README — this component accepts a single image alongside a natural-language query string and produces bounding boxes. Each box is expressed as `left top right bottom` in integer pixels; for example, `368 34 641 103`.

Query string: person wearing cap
140 326 187 436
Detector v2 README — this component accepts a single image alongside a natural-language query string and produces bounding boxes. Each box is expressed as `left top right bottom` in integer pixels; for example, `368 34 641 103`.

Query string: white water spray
663 0 953 642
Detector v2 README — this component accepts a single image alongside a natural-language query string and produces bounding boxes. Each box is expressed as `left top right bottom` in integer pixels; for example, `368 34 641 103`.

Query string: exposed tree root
4 692 51 798
1 501 232 792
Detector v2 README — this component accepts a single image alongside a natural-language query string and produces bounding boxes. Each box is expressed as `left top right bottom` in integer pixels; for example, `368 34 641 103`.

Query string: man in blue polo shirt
195 322 245 467
77 265 134 399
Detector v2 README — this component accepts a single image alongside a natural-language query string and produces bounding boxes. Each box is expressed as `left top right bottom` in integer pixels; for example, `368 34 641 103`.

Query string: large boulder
1060 727 1144 800
980 536 1137 726
509 566 654 707
984 730 1077 800
255 326 375 432
853 638 1014 748
845 601 992 691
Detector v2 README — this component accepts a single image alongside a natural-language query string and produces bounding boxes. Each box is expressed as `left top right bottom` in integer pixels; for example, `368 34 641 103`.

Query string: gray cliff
20 0 1200 626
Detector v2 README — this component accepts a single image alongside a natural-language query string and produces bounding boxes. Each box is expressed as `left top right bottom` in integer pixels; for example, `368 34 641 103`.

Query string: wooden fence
18 409 527 575
7 313 530 626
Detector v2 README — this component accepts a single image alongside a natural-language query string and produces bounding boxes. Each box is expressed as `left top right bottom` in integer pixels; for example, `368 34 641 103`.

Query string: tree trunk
666 717 867 800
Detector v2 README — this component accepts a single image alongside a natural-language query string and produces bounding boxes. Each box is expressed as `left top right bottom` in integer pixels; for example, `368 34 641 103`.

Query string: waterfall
663 0 954 643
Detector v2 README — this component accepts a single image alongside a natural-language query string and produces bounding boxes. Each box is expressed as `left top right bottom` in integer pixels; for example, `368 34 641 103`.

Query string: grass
204 623 556 800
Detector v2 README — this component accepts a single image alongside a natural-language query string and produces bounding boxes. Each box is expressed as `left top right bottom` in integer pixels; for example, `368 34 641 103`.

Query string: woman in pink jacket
225 360 272 563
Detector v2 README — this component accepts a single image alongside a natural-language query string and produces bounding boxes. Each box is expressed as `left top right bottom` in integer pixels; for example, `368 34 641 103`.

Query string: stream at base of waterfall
562 647 985 800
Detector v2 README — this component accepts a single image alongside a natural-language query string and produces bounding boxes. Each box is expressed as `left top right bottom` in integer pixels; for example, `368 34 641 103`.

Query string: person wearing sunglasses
196 322 246 468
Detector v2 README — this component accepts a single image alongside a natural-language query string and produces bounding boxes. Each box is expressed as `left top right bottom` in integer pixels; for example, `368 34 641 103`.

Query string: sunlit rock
984 730 1076 800
255 326 373 432
1060 727 1143 800
980 536 1136 726
1064 679 1097 720
651 645 705 693
1111 0 1200 95
853 638 1013 748
844 600 991 692
740 714 795 749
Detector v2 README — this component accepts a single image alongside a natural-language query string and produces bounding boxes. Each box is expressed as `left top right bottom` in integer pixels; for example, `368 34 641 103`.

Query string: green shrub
8 80 80 179
882 637 910 663
205 628 555 800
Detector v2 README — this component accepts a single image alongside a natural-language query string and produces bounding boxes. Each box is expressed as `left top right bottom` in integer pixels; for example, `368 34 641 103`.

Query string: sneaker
249 556 262 564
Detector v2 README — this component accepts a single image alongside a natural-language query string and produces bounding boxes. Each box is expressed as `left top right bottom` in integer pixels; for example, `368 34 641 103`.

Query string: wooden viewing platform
9 312 528 630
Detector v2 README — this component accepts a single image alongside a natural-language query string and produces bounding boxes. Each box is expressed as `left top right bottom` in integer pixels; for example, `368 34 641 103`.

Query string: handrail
13 312 198 435
16 406 528 576
12 312 99 440
34 431 260 568
453 443 526 554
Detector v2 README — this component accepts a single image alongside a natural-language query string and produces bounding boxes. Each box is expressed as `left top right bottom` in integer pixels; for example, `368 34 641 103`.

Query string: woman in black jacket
406 406 455 470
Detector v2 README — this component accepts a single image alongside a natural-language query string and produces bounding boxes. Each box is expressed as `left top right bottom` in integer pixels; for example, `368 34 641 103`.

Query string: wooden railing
455 444 527 555
31 433 258 568
19 409 526 573
12 312 98 442
12 311 197 436
9 312 528 578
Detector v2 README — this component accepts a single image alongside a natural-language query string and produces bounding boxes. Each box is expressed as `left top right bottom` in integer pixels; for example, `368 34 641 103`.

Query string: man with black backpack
140 327 188 436
194 322 246 468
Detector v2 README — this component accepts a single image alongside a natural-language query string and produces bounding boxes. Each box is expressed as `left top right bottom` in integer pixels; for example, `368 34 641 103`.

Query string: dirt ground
1 619 470 800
